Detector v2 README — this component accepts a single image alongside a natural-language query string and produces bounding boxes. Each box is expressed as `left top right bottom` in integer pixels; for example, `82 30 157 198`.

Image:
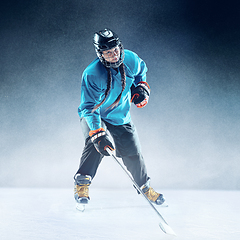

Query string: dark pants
75 118 148 187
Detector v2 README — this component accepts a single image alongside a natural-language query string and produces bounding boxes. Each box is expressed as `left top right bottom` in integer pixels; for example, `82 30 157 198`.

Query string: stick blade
159 222 177 236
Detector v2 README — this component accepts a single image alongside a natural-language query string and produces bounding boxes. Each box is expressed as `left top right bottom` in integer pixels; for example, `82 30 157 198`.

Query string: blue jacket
78 49 148 130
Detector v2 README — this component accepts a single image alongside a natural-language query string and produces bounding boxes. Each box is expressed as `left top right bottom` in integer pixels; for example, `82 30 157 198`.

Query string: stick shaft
106 148 167 223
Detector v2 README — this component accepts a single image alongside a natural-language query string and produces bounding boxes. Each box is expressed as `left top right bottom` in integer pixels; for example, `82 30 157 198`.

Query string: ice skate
141 179 166 206
74 174 91 211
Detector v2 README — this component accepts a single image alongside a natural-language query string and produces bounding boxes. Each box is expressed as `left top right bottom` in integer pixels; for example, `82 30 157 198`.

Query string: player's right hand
89 128 114 156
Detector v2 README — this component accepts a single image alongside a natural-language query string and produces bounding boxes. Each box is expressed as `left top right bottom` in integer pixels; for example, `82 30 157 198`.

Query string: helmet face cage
96 43 124 68
93 29 125 68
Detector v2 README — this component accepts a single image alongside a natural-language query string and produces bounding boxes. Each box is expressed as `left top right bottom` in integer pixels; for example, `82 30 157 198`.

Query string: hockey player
74 28 165 206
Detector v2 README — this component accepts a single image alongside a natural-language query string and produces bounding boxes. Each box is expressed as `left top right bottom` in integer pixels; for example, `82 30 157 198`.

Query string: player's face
102 46 120 63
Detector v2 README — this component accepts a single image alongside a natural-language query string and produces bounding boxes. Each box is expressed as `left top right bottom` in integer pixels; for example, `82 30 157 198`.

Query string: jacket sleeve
78 73 105 131
134 58 147 84
127 51 148 86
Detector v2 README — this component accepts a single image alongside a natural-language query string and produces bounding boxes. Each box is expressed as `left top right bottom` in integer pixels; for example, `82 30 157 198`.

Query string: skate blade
160 202 169 207
76 203 86 212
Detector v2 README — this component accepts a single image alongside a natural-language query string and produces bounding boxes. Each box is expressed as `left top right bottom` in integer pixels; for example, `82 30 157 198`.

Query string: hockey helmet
93 28 124 68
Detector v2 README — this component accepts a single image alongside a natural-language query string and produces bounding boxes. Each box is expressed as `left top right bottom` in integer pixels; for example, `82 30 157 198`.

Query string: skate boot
141 179 165 205
74 174 91 206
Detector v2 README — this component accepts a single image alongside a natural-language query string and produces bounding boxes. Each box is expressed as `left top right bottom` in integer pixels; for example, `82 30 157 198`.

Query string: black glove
89 128 114 156
131 81 150 108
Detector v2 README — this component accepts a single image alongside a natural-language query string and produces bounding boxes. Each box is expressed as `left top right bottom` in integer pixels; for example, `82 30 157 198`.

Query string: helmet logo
100 30 113 38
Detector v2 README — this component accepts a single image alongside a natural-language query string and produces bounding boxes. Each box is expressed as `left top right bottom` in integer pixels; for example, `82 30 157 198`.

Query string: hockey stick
106 148 176 236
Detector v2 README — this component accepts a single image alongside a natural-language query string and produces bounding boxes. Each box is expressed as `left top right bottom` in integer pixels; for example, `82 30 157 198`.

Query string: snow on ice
0 188 240 240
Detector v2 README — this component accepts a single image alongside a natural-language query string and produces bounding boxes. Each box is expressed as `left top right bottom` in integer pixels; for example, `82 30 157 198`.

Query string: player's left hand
131 81 150 108
135 95 149 108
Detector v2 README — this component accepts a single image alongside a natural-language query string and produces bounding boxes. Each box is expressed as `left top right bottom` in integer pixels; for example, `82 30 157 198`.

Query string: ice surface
0 188 239 240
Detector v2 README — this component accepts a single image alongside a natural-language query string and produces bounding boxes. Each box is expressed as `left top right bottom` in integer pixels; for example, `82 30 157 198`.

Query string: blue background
1 0 239 189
